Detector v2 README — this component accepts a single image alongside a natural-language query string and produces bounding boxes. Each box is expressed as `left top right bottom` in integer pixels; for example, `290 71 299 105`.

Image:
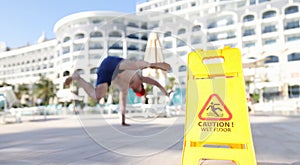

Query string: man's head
129 73 146 97
131 83 145 97
134 84 146 97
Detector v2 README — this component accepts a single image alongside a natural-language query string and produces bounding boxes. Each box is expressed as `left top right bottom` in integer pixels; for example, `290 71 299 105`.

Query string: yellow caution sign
182 46 257 165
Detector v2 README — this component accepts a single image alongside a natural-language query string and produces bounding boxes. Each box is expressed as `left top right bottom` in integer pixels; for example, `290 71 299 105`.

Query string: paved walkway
0 114 300 165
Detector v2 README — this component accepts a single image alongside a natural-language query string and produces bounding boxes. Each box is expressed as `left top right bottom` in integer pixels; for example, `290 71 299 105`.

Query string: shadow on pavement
0 116 184 165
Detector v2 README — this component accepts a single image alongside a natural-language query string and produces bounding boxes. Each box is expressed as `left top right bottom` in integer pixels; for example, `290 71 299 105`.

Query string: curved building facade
53 11 153 101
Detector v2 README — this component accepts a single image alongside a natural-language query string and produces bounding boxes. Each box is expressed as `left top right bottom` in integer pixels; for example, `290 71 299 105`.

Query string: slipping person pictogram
206 102 223 117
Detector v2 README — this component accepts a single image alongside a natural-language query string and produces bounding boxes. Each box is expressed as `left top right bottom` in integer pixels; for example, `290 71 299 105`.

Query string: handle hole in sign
202 57 224 65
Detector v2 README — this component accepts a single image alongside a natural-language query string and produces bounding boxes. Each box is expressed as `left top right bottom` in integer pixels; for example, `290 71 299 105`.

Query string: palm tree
0 81 13 87
166 77 176 91
16 83 29 100
33 75 56 105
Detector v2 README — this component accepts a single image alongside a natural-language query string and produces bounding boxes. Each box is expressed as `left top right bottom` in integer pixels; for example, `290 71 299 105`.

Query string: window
62 47 70 54
178 28 186 35
89 54 101 59
284 21 300 30
62 58 70 63
141 34 148 40
90 68 98 74
264 39 276 45
207 22 217 29
262 11 276 19
75 33 85 39
264 55 279 64
244 42 255 47
89 42 103 50
208 34 218 42
243 29 255 36
75 69 84 75
164 41 172 49
192 25 201 32
128 45 139 51
259 0 270 3
164 31 172 37
179 51 187 56
262 25 276 33
285 6 299 15
227 32 236 39
92 19 102 24
73 44 84 51
127 22 139 28
141 44 146 51
178 65 187 72
287 35 300 42
288 53 300 62
141 23 147 29
63 71 70 77
109 42 122 49
90 31 103 38
288 85 300 98
127 34 139 39
177 40 186 47
74 55 85 60
109 31 122 37
263 87 280 102
225 19 233 26
191 37 201 44
63 36 70 43
250 0 256 5
243 15 254 22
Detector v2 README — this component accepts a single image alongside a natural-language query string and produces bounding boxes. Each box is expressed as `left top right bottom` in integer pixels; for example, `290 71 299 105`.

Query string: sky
0 0 138 48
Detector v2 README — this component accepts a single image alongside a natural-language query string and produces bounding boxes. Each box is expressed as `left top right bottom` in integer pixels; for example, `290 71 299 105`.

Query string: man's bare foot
150 62 171 71
122 122 130 126
64 72 80 86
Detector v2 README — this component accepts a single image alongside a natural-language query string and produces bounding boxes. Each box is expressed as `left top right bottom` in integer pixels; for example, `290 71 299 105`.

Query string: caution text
198 121 234 132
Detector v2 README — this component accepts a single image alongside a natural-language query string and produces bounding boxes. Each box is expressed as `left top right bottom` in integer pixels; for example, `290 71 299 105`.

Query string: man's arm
119 88 129 125
141 76 169 96
119 89 128 115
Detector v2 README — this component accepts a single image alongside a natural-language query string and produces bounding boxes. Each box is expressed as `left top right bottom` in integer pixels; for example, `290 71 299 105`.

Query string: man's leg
64 72 108 102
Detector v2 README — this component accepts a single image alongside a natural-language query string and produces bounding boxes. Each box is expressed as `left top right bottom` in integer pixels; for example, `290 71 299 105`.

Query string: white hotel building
137 0 300 102
1 0 300 104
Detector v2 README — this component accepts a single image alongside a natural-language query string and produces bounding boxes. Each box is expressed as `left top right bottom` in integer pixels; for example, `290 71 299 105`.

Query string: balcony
127 45 139 51
207 34 236 42
243 29 256 37
127 34 139 40
262 25 277 34
284 21 300 30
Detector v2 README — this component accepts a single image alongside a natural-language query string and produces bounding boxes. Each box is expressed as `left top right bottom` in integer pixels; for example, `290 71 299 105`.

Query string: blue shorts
96 56 124 86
